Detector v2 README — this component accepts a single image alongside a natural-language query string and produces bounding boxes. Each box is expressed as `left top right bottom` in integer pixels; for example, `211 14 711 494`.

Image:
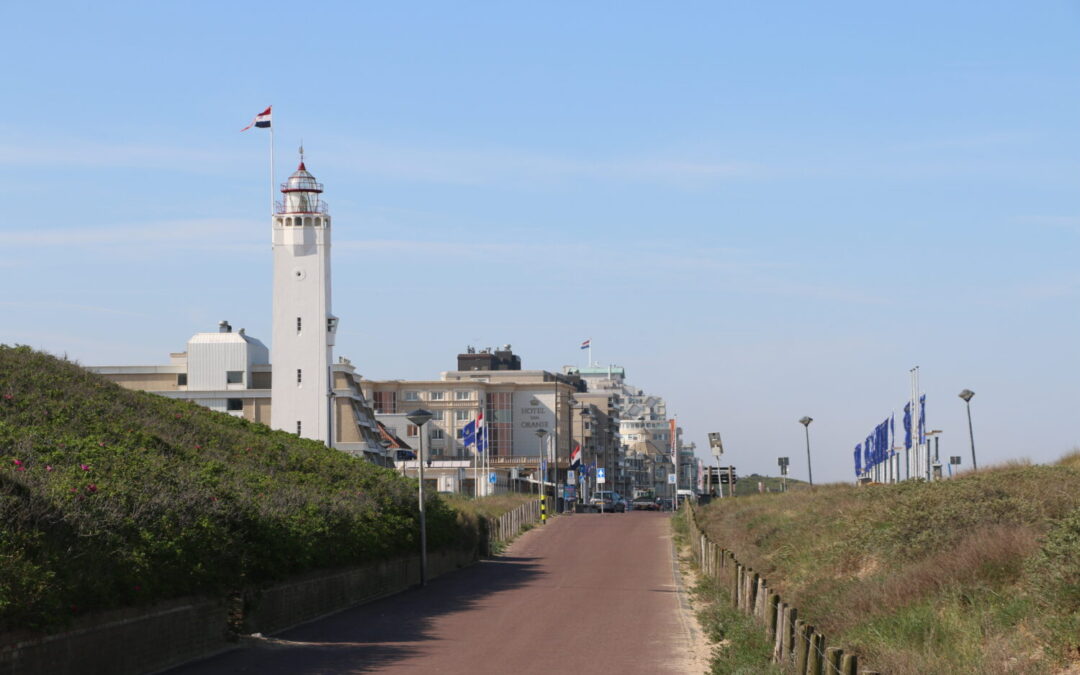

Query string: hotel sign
512 390 556 455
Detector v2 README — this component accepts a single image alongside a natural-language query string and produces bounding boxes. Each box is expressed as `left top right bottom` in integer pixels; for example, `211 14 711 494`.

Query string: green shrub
0 345 476 633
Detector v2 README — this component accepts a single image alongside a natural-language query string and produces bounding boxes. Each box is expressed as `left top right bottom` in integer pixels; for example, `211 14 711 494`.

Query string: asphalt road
169 511 699 674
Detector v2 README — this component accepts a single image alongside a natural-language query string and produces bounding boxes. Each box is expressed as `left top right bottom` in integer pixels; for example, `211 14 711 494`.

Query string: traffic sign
597 468 606 484
667 473 676 484
567 470 576 484
488 471 497 484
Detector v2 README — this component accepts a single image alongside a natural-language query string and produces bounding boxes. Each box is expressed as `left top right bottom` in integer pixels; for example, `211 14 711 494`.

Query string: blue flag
855 444 862 476
903 403 912 450
476 424 487 453
919 395 926 445
462 420 476 448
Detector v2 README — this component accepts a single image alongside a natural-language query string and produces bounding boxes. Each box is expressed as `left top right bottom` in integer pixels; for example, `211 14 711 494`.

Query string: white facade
270 161 336 442
187 324 268 391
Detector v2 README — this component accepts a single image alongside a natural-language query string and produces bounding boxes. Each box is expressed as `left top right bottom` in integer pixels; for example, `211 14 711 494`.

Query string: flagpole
269 122 276 220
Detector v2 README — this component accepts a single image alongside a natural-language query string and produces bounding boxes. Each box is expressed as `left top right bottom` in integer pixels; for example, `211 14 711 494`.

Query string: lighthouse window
297 369 302 385
226 371 243 384
227 398 243 411
297 421 302 435
296 317 302 334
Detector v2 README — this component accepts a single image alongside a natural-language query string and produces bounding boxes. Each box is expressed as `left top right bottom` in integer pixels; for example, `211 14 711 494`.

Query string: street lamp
580 408 593 504
406 409 433 587
799 417 813 487
959 389 977 471
534 428 548 498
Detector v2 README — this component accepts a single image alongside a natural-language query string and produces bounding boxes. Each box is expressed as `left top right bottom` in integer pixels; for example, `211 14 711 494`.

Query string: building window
430 429 445 440
429 391 444 401
297 369 302 385
297 317 302 334
297 421 302 435
429 410 444 421
456 428 464 439
455 390 472 400
403 391 419 401
227 399 243 411
226 371 243 384
373 391 396 414
177 373 187 386
406 424 419 438
454 409 472 421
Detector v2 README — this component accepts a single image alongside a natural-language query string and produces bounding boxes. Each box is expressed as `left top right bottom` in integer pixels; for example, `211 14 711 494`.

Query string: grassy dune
0 345 481 634
697 456 1080 674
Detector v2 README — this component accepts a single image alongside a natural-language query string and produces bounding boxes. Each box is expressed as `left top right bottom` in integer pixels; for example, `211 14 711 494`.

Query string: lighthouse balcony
275 198 329 215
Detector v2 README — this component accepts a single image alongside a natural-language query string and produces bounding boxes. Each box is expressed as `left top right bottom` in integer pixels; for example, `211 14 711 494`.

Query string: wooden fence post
782 606 797 663
766 593 779 644
794 621 810 675
840 652 857 675
734 565 743 609
826 647 843 673
773 602 787 662
807 632 822 675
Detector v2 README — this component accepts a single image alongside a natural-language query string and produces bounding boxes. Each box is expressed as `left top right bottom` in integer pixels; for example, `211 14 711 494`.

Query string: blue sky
3 1 1080 482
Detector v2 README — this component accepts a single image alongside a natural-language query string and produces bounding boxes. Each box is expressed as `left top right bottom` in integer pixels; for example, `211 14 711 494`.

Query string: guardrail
685 506 876 675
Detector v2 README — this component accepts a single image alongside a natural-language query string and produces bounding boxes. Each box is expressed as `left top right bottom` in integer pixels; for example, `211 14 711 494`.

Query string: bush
0 345 475 633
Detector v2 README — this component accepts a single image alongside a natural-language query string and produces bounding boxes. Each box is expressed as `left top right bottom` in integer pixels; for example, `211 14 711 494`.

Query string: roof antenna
298 141 305 169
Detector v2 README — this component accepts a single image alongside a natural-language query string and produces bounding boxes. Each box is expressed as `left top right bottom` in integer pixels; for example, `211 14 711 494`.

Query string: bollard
540 495 546 524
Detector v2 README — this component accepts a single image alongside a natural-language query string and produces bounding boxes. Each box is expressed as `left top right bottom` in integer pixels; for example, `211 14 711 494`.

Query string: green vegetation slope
0 345 472 634
697 458 1080 674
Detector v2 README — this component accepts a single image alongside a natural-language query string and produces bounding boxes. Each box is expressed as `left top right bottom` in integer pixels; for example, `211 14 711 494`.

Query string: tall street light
959 389 977 471
534 428 548 498
406 409 433 586
799 417 814 487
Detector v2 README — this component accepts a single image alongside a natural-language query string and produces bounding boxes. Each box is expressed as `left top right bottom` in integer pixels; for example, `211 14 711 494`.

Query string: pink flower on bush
2 394 12 400
98 441 105 447
15 466 25 472
80 464 91 471
12 459 21 466
86 484 98 493
195 445 202 450
45 465 53 472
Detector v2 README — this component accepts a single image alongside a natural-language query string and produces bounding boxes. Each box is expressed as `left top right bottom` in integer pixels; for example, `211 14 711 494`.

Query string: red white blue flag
580 339 590 350
570 443 581 468
241 106 272 131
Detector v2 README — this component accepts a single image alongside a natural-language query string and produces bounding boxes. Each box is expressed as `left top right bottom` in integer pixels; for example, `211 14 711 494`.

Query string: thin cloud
4 219 260 247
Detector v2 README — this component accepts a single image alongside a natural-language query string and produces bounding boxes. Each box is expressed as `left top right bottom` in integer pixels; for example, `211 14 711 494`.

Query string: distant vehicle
657 497 674 511
589 491 626 512
632 496 659 511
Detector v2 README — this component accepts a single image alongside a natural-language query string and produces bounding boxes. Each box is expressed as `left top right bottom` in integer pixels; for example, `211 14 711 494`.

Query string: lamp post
406 409 433 586
707 432 723 498
799 417 814 487
959 389 977 471
580 408 593 503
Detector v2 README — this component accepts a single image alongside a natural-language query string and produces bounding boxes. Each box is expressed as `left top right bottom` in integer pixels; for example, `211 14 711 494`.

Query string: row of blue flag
461 420 488 453
855 395 926 476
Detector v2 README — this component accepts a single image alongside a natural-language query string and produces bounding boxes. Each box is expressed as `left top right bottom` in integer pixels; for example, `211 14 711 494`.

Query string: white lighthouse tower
271 153 338 443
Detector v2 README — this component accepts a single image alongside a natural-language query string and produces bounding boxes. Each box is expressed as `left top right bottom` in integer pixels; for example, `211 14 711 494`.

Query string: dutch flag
476 411 486 453
241 106 272 131
580 339 590 350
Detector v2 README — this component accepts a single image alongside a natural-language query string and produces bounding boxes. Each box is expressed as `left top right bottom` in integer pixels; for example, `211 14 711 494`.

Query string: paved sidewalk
169 512 697 674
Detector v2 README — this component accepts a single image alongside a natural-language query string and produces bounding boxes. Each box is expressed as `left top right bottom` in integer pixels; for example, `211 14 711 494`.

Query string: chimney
218 320 231 333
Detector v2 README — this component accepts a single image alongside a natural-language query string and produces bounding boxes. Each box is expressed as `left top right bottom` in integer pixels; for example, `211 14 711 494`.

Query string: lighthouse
270 153 337 443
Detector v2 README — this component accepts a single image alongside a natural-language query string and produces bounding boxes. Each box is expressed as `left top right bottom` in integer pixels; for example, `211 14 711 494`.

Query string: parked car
632 496 659 511
588 491 626 512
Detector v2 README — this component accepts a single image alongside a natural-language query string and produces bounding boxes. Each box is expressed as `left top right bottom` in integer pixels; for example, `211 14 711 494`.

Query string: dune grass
697 457 1080 673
